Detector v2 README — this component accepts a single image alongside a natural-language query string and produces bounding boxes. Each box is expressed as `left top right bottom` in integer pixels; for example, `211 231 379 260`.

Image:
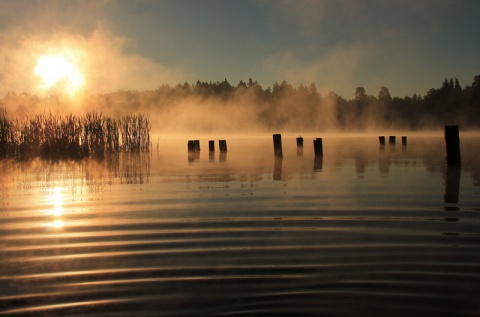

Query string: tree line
2 75 480 131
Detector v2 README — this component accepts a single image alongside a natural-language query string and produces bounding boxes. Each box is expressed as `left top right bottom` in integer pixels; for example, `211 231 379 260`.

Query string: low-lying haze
2 76 480 133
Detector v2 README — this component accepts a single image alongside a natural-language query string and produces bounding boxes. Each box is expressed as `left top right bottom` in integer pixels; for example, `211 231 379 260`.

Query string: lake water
1 133 480 316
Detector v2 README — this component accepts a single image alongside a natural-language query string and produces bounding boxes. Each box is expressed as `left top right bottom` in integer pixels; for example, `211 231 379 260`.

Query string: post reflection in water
297 146 303 157
378 148 390 175
314 157 323 172
389 143 396 153
444 166 461 203
273 157 282 181
219 152 227 163
188 151 200 164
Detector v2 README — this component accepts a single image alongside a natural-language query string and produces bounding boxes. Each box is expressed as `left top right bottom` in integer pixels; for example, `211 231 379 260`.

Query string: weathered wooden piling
389 136 396 145
445 125 461 166
296 137 304 147
296 137 304 156
187 140 195 152
402 136 407 145
313 138 323 157
194 140 200 152
219 140 227 152
379 136 385 145
209 140 215 152
273 134 283 157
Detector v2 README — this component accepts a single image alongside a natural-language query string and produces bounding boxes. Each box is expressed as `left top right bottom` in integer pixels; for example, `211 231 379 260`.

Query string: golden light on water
51 186 64 217
34 53 84 96
51 219 64 229
47 186 65 228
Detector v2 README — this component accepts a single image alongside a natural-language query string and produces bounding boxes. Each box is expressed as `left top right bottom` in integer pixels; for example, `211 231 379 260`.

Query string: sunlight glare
50 186 64 216
52 220 64 229
34 54 84 95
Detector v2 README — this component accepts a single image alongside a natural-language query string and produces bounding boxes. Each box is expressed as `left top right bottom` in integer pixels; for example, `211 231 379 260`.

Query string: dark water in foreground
1 133 480 316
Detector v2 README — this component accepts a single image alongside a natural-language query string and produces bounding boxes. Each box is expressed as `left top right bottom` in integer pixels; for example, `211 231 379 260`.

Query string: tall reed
0 110 150 161
120 113 151 152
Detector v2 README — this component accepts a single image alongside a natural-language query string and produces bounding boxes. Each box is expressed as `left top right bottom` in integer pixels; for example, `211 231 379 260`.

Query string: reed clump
0 110 150 161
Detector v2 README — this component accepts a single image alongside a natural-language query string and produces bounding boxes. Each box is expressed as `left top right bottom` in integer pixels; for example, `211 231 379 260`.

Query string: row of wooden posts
274 125 461 167
273 134 324 158
188 140 227 152
187 125 462 167
378 136 408 145
274 135 416 157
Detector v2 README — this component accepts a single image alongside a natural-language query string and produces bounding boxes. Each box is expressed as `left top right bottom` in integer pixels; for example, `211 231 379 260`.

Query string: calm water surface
1 133 480 316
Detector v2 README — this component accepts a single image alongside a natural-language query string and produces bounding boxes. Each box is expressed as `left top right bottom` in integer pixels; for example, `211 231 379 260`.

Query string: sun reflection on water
51 219 64 228
51 187 64 216
47 186 64 229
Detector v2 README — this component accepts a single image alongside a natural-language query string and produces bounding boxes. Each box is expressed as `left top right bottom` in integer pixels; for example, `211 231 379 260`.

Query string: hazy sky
1 0 479 98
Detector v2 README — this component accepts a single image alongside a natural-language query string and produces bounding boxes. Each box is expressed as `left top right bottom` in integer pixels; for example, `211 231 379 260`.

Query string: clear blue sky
1 0 479 98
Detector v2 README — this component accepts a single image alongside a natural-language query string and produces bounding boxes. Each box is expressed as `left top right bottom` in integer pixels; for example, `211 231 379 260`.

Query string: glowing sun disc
34 54 84 94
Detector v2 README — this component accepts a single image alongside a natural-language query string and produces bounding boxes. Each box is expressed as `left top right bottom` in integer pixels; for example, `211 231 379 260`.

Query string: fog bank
2 76 480 134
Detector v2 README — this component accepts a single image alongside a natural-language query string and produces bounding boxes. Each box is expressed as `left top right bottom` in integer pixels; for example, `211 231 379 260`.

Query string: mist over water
1 82 332 134
3 75 480 135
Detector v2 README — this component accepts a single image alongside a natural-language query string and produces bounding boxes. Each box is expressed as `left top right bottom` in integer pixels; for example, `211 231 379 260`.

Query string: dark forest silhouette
2 75 480 132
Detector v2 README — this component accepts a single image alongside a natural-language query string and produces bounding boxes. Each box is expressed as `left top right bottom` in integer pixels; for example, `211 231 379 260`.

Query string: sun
34 53 85 95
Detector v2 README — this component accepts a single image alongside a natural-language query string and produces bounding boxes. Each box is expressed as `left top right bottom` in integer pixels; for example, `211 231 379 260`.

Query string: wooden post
187 140 195 162
296 137 303 147
187 140 195 152
219 140 227 152
402 136 407 145
445 125 461 166
273 134 283 157
379 136 385 145
194 140 200 152
297 137 303 156
389 136 396 144
313 138 323 157
209 141 215 162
